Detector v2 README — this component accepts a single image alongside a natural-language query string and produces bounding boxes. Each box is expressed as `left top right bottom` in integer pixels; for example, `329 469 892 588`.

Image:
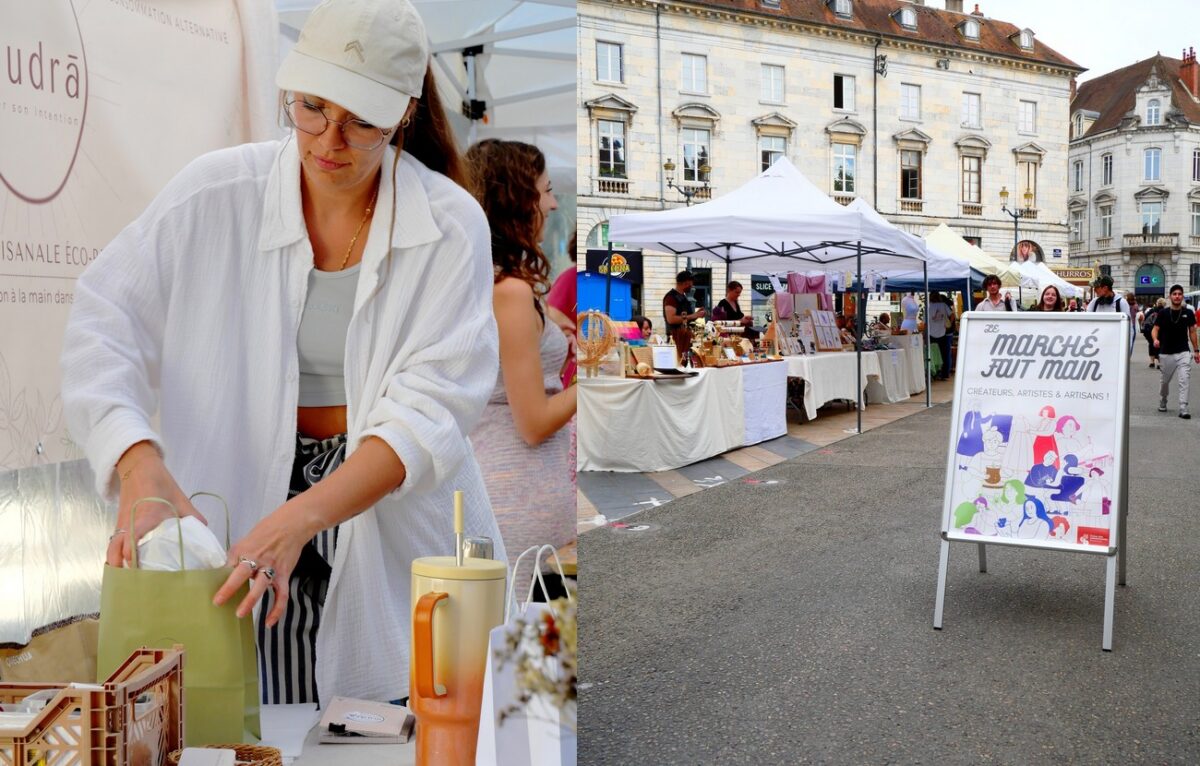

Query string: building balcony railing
1123 232 1179 251
679 184 712 201
1191 235 1200 247
1019 208 1039 221
960 202 983 217
594 177 630 195
898 198 924 213
833 193 855 206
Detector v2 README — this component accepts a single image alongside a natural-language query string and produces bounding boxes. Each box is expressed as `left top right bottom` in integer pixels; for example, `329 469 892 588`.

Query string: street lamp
663 159 711 206
999 185 1035 256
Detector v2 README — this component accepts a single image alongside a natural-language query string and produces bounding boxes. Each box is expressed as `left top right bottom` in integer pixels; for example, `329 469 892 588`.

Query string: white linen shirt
61 138 503 702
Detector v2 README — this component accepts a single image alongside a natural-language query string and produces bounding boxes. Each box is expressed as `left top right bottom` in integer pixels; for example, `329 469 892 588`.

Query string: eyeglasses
285 98 393 150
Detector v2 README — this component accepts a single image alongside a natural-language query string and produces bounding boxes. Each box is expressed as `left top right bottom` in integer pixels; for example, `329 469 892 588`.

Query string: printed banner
942 313 1128 554
0 0 277 469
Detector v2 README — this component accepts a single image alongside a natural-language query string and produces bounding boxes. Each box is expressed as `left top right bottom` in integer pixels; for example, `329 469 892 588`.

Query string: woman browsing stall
466 140 578 559
61 0 503 705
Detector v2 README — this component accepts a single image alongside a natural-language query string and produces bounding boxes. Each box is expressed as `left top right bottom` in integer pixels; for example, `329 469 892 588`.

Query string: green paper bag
96 496 261 746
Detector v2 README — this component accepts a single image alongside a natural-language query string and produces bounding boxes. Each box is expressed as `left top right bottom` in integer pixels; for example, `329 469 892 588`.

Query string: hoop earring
400 117 412 128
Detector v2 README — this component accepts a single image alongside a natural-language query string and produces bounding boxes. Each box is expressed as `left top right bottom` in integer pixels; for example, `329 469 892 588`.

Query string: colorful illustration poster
942 314 1128 554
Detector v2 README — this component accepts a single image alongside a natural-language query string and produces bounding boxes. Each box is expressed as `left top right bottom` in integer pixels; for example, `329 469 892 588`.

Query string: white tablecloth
785 352 882 421
866 348 911 404
577 362 787 472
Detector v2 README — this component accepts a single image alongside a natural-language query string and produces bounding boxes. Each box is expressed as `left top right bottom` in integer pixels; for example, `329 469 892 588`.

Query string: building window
961 156 981 204
761 64 785 103
1019 160 1038 209
1146 99 1161 126
681 54 707 94
1144 147 1161 181
832 0 852 18
1102 153 1113 186
1141 200 1163 233
1018 100 1037 133
1193 148 1200 181
761 0 781 7
598 120 626 178
961 92 981 128
833 74 855 111
1018 30 1033 49
1072 161 1083 192
833 143 856 193
1074 113 1083 138
898 7 916 29
900 149 922 199
1192 202 1200 236
963 19 980 40
1070 210 1083 242
901 83 921 120
597 42 623 83
682 127 710 182
1098 203 1113 239
760 135 785 171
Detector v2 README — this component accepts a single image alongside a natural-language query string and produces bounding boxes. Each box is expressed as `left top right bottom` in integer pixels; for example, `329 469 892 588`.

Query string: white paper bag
476 546 576 766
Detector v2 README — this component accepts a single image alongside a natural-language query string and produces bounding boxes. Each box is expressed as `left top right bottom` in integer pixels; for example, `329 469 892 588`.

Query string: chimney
1070 76 1077 104
1182 47 1199 99
946 0 964 12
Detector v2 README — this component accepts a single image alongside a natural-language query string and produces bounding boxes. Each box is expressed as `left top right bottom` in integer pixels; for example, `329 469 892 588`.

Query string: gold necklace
337 184 379 271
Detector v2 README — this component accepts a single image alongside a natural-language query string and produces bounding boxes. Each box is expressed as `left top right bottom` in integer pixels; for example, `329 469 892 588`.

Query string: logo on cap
344 40 365 62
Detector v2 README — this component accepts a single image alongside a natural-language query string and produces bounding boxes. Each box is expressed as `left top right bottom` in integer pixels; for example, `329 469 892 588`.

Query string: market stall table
577 361 787 472
785 352 883 421
866 347 911 404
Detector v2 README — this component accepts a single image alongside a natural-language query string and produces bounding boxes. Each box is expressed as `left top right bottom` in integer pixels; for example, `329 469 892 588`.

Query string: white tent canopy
609 158 927 274
925 224 1029 289
844 199 970 282
1014 260 1084 300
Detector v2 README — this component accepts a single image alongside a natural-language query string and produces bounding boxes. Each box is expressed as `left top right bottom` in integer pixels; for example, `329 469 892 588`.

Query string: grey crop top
297 264 360 407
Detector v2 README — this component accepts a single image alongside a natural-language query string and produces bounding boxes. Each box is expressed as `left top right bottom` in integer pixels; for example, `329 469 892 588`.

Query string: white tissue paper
135 517 227 571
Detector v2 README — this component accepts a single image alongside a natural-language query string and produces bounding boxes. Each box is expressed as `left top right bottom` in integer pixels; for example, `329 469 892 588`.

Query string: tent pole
856 241 862 435
605 242 613 315
924 278 932 404
924 261 931 408
725 244 731 297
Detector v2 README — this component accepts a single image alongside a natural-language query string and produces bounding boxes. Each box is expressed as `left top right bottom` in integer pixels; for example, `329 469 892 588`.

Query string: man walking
1087 274 1134 355
973 274 1014 312
1151 284 1200 419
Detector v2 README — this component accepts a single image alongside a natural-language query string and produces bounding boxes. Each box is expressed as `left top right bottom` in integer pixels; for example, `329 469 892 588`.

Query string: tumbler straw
454 490 464 566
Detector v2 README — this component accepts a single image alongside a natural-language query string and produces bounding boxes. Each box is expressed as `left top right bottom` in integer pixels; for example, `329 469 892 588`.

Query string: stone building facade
1068 51 1200 299
578 0 1082 323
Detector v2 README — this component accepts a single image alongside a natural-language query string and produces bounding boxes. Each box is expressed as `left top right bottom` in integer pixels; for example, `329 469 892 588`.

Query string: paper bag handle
413 591 448 699
188 491 231 549
128 497 183 570
505 544 574 622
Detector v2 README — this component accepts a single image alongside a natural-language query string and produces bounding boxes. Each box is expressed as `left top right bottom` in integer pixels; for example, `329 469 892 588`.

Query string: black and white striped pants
256 433 346 704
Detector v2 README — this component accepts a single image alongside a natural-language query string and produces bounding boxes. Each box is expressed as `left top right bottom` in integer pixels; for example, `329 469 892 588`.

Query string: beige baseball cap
276 0 428 128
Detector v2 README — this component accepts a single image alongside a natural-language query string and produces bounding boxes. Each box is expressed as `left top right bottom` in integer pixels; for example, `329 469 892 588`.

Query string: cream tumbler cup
410 556 506 766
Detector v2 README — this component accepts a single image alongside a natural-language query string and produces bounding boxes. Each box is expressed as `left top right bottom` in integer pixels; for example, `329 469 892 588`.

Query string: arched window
963 20 980 40
1147 99 1161 125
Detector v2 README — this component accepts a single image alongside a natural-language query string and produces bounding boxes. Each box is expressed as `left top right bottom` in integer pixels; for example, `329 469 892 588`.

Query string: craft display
807 310 843 352
576 311 617 378
796 317 818 355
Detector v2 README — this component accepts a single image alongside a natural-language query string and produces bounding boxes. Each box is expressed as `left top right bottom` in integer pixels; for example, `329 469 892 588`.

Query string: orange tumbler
410 556 506 766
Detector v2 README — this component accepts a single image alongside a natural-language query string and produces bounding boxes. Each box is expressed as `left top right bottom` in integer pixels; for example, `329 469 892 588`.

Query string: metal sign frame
933 312 1130 651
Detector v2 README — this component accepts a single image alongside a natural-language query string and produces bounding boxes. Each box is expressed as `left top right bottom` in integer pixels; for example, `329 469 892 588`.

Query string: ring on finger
258 566 276 583
109 528 128 541
238 556 259 571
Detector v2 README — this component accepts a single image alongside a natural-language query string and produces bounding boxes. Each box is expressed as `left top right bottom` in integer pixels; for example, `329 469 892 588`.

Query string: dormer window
1017 29 1034 49
961 19 980 40
1147 99 1161 125
760 0 781 8
829 0 852 19
896 7 917 30
1073 113 1083 138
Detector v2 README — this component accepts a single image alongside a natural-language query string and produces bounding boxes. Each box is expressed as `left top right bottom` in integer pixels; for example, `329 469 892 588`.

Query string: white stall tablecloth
737 361 788 445
785 352 882 421
578 367 743 472
866 349 911 404
881 334 928 395
577 362 788 472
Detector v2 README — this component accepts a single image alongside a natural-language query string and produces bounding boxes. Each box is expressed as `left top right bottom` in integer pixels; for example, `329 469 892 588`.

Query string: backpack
1142 309 1158 334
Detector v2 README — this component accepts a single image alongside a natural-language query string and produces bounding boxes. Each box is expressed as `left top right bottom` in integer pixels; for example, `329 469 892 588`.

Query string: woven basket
167 744 283 766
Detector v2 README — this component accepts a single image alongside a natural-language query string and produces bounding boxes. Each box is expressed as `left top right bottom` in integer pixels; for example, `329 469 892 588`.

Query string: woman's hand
110 442 206 567
213 500 317 627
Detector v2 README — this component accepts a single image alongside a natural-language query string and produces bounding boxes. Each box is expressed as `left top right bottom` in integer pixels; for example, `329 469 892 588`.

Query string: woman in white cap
61 0 503 705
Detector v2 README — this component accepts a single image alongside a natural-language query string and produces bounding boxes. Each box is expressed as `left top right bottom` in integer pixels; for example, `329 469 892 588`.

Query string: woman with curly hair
466 139 577 558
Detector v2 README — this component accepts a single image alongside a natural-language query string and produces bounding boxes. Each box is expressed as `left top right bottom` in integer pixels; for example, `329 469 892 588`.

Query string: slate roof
1071 54 1200 137
680 0 1082 71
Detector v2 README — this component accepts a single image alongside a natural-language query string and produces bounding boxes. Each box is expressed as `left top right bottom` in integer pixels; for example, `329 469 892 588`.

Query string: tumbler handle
413 591 448 699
